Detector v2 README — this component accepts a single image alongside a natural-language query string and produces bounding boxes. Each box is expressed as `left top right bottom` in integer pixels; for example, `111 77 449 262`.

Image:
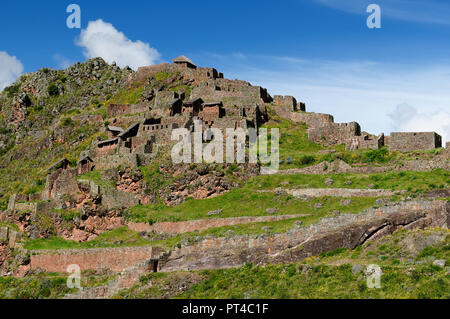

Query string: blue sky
1 0 450 141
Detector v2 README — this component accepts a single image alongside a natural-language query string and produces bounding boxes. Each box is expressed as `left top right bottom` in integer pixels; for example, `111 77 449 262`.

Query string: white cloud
314 0 450 25
76 19 160 70
389 103 450 143
0 51 24 91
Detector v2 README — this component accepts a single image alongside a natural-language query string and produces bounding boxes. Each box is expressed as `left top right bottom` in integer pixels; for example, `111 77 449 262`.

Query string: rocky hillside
0 57 448 299
0 58 135 207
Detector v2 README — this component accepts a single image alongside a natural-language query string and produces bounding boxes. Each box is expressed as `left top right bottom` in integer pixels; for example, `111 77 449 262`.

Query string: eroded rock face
0 243 30 277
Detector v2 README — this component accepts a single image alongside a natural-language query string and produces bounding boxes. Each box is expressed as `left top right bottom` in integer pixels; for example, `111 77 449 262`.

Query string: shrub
360 147 392 163
62 117 73 126
47 83 59 96
298 155 315 166
4 83 20 98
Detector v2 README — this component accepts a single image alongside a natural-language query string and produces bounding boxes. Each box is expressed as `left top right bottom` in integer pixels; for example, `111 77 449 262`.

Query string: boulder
340 199 353 206
207 209 223 216
433 259 446 267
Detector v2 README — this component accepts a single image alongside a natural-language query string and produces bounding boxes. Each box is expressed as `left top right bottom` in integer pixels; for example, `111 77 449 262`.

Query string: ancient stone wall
93 154 140 170
107 103 149 118
389 132 442 152
273 95 297 111
308 122 361 145
44 168 80 200
30 246 159 273
96 140 118 157
346 134 384 151
271 105 335 129
290 112 334 128
272 157 450 175
136 63 170 82
0 227 21 248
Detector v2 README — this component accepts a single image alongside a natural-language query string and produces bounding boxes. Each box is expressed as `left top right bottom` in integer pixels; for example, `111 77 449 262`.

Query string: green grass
77 170 115 188
105 82 145 106
247 169 449 193
0 222 20 232
0 275 72 299
24 226 152 250
130 196 377 249
126 187 377 223
23 195 377 251
177 261 449 299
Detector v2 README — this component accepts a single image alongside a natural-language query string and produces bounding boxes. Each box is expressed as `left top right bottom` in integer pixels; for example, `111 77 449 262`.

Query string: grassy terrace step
0 270 117 299
126 190 378 223
24 226 151 250
25 196 377 250
114 228 450 299
247 169 449 193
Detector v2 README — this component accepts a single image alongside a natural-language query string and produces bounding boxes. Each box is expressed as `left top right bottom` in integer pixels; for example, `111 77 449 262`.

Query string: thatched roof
173 55 196 68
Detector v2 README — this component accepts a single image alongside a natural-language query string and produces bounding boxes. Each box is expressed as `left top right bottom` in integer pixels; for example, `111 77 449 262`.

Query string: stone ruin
271 92 443 152
388 132 442 152
17 56 449 205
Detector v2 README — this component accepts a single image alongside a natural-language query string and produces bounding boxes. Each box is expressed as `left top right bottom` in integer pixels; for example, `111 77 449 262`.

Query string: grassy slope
23 226 151 250
248 169 449 193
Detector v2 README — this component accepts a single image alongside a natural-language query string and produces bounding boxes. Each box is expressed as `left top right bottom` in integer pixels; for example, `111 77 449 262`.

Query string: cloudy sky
1 0 449 142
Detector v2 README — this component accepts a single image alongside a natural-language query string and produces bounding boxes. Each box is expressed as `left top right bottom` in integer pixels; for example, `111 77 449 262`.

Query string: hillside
0 57 448 299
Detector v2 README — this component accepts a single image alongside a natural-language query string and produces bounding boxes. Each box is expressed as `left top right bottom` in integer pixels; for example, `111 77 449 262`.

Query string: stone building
44 159 79 200
273 95 297 111
200 101 224 124
308 122 361 145
96 138 119 156
347 134 384 151
77 156 94 175
182 98 203 117
107 126 124 139
388 132 442 152
173 55 197 69
107 103 149 118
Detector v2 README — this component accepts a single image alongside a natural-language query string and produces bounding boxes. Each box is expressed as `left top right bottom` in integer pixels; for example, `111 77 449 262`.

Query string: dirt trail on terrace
269 159 450 175
260 188 405 198
128 214 304 234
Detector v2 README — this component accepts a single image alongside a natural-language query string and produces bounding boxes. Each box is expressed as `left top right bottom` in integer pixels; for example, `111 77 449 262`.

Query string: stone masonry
389 132 442 152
